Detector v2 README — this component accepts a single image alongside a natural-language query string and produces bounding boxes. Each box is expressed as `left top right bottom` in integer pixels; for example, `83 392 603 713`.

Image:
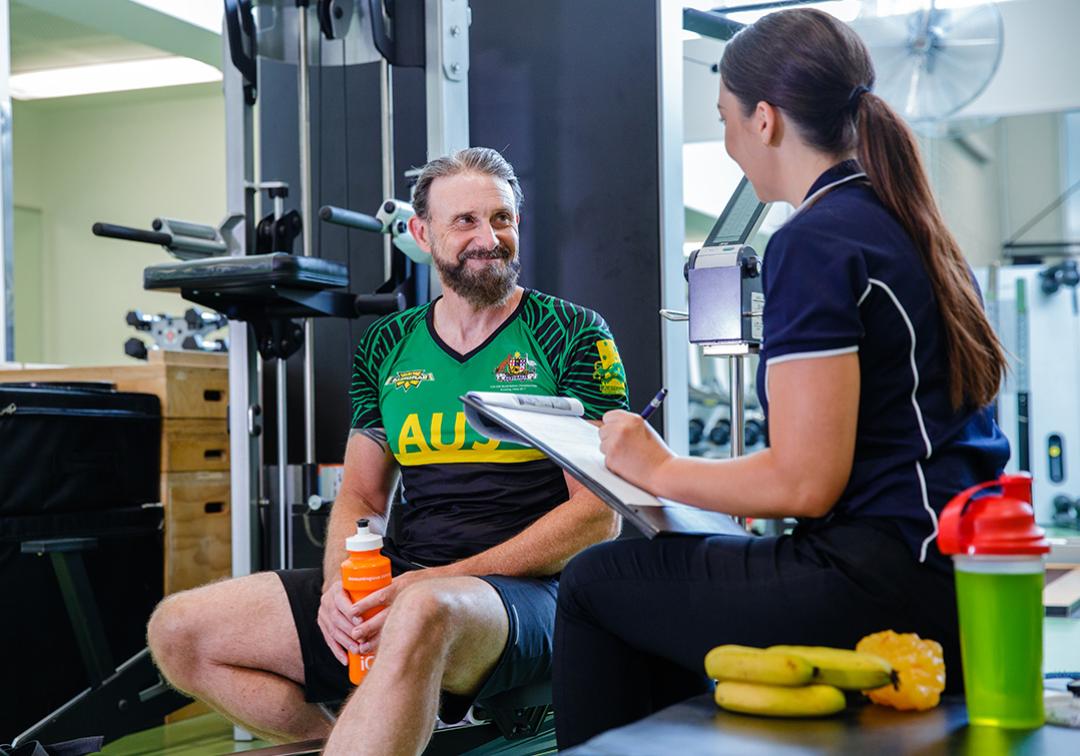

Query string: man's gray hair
411 147 524 221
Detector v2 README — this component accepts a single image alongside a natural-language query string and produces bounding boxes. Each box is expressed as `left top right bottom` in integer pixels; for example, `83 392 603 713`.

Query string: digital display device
702 176 767 248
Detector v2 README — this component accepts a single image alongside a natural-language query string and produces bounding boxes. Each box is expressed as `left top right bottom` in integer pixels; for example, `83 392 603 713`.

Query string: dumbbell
1052 495 1080 529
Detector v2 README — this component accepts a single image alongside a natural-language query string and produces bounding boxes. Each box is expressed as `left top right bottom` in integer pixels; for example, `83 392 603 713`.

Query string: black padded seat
143 252 349 292
142 253 361 327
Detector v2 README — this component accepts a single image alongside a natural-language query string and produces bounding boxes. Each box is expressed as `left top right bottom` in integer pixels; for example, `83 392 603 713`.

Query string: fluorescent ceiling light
130 0 223 33
9 57 222 100
871 0 1008 15
721 1 862 25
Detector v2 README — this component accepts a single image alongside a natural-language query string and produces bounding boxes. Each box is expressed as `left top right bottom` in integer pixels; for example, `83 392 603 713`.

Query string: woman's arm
599 352 860 519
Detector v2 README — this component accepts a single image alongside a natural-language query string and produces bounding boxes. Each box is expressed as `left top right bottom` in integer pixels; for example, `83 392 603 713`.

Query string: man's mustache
457 244 512 263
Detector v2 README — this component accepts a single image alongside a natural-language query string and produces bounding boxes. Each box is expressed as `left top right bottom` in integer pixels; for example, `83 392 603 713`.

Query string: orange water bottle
341 518 392 684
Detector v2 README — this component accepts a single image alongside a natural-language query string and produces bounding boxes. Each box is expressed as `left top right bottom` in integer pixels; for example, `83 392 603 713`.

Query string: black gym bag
0 383 161 515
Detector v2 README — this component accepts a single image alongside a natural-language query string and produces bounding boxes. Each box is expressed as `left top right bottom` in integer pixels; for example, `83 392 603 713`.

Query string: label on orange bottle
342 546 392 685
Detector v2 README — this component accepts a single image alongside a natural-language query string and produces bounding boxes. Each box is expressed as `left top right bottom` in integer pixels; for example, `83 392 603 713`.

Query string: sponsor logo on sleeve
494 351 538 383
385 369 434 392
593 339 627 396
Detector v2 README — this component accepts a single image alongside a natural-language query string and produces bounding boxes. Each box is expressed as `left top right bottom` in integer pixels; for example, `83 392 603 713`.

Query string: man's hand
598 410 675 491
317 579 365 665
349 568 449 654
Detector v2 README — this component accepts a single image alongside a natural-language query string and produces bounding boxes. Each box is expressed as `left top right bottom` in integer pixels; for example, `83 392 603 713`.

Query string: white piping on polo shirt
865 278 937 563
866 278 933 458
857 283 872 306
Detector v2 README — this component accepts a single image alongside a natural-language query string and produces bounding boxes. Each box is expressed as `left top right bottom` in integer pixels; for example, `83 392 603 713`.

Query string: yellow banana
714 681 846 717
704 645 815 687
766 645 896 691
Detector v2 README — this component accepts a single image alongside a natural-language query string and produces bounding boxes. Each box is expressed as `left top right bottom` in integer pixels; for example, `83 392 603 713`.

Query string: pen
639 387 668 420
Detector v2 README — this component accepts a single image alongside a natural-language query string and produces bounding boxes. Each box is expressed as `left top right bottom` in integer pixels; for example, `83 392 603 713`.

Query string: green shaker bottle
938 473 1049 728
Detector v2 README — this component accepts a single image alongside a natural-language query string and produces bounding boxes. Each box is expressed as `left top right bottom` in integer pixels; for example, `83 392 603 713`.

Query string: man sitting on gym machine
147 147 627 755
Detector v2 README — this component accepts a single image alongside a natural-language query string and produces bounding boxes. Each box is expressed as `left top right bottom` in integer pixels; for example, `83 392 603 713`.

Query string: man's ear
756 100 781 147
408 214 433 253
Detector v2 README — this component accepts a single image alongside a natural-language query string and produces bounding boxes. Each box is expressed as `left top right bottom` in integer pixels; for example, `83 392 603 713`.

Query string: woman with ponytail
553 8 1009 747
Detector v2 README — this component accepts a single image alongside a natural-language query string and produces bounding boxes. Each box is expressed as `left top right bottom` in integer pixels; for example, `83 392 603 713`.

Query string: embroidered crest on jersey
593 339 627 396
385 369 434 392
494 352 538 383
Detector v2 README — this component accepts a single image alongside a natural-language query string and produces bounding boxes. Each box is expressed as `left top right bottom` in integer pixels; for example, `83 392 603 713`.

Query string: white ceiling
9 2 167 74
8 0 221 74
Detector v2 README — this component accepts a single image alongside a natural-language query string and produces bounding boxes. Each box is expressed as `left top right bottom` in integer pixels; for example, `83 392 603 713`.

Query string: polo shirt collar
804 159 862 202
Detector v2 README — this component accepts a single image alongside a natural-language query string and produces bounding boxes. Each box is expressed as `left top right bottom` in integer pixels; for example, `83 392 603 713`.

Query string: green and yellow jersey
350 289 629 567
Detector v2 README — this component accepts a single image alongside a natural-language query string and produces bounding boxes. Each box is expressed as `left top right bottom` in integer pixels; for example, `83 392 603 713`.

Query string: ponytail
720 7 1007 410
854 94 1006 409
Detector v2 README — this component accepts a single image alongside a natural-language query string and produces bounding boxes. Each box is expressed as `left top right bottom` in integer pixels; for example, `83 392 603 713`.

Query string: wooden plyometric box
0 351 234 602
162 470 232 595
0 350 228 419
162 418 230 472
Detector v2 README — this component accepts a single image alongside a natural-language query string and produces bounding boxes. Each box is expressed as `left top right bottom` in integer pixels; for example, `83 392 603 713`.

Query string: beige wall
920 123 1005 268
918 112 1067 269
12 206 43 363
1000 113 1065 244
11 82 225 366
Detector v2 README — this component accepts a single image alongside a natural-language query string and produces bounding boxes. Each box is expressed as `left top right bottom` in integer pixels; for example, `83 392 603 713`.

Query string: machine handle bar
224 0 257 92
355 292 404 316
92 222 171 247
319 205 384 234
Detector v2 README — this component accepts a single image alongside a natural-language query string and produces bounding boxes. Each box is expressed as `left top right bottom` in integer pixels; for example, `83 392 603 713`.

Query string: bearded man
146 147 629 756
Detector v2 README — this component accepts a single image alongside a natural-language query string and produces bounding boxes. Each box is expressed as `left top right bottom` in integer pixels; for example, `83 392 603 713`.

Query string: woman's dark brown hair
720 8 1006 409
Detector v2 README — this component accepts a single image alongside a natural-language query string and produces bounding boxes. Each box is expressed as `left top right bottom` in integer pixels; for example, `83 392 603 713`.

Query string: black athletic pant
552 518 962 748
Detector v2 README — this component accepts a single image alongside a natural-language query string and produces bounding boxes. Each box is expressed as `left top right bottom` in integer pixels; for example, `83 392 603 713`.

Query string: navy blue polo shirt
756 160 1009 568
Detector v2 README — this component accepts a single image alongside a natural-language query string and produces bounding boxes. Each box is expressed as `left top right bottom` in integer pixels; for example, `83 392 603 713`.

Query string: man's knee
387 581 458 641
379 578 508 694
381 579 501 667
147 591 205 688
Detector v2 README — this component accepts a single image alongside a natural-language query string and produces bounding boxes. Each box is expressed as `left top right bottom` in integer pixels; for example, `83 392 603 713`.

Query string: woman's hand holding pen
599 410 675 491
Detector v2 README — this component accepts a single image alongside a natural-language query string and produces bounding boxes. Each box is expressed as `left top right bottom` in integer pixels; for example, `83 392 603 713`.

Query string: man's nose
472 220 499 248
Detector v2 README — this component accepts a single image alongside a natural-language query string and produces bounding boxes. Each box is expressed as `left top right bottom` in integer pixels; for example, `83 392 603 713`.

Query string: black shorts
276 567 557 723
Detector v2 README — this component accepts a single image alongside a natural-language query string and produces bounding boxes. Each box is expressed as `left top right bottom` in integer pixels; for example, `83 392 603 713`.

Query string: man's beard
433 242 521 308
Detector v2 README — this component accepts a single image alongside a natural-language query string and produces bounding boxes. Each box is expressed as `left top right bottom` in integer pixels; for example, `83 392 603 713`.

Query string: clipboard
461 392 747 539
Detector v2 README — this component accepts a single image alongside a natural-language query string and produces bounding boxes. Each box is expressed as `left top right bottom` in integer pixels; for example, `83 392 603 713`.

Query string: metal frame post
0 0 14 362
424 0 470 158
656 0 689 454
297 2 317 470
224 13 260 741
380 58 395 279
424 0 470 298
275 356 290 569
224 17 260 582
728 356 745 458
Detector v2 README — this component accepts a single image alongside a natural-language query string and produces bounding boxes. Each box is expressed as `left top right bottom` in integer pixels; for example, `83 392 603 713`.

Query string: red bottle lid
937 473 1050 556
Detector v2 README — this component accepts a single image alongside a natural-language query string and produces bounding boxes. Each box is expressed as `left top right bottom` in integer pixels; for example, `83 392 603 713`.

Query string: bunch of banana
767 645 898 691
705 644 897 718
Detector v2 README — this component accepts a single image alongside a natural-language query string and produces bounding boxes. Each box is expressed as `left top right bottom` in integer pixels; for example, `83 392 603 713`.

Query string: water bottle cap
937 473 1050 556
345 518 383 552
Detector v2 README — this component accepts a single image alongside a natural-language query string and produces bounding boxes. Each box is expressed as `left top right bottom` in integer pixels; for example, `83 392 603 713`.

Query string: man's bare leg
147 572 334 743
323 577 509 756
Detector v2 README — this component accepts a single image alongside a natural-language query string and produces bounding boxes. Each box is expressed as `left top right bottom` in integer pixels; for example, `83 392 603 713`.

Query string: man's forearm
437 489 619 579
321 489 385 590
